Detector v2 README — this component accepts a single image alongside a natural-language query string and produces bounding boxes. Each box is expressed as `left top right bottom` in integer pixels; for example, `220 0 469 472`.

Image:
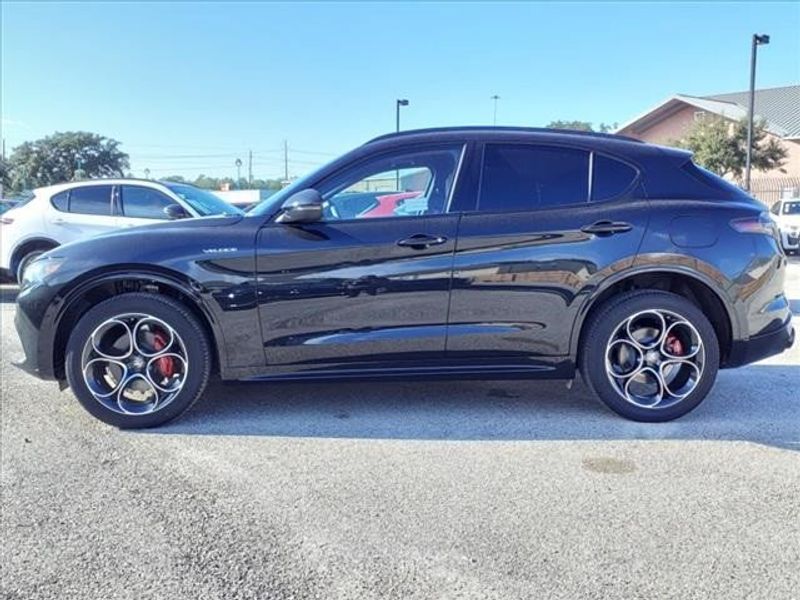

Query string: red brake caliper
665 334 684 356
152 331 175 379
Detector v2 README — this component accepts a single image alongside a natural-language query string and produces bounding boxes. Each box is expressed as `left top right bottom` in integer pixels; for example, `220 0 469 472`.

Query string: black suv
15 127 794 428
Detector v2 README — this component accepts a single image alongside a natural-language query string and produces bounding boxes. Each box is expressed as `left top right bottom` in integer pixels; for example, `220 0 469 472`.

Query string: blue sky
2 1 799 180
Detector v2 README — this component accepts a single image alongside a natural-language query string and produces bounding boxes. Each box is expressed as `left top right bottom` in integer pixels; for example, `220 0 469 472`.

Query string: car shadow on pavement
151 364 800 450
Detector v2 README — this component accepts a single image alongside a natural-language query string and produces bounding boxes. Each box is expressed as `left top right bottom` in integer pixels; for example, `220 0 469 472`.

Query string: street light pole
396 98 409 132
395 99 409 190
491 95 500 126
745 33 770 192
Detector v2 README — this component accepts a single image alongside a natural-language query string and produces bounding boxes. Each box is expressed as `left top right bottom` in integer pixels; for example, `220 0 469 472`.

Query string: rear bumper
725 316 795 368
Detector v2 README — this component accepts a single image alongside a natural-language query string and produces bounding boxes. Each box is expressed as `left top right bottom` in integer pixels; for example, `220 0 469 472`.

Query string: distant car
771 198 800 254
0 179 241 282
359 191 423 218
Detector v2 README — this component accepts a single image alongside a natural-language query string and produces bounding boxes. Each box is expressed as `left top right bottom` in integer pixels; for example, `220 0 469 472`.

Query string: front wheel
65 293 212 428
580 290 720 422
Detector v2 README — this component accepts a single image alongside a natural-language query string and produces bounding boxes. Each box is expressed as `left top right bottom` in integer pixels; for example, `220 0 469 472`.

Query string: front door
256 144 464 372
447 143 650 365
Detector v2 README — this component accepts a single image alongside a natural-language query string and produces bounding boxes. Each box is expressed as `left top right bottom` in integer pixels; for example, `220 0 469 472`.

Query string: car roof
367 126 644 145
362 126 691 165
33 178 185 194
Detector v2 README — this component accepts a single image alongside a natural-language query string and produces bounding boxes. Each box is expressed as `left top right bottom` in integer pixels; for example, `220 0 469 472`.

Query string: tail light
730 212 780 239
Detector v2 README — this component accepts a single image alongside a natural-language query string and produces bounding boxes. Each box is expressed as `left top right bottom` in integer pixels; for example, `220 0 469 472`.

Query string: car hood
40 215 248 273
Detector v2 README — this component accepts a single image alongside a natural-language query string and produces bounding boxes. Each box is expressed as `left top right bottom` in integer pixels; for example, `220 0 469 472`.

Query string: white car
0 179 242 281
770 198 800 254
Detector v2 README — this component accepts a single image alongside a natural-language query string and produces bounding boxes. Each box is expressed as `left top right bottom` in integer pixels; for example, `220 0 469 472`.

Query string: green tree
8 131 129 191
547 120 594 132
546 120 619 133
161 175 187 183
0 157 10 192
677 117 787 180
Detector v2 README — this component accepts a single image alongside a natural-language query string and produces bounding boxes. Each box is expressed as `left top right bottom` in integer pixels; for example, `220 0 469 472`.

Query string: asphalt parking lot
1 259 799 600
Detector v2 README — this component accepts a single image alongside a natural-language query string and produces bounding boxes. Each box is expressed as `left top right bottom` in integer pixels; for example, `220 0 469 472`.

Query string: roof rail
366 126 643 145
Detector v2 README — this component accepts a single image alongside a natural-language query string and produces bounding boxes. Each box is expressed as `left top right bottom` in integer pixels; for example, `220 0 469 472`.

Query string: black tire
15 249 47 283
580 290 720 422
65 293 212 428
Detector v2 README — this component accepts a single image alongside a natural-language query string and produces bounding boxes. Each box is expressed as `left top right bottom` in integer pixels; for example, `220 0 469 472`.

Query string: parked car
15 127 794 428
360 191 424 218
0 179 241 282
770 198 800 254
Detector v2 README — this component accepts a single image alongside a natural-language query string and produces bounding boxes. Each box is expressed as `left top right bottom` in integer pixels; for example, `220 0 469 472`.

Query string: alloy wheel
81 313 189 415
604 309 705 409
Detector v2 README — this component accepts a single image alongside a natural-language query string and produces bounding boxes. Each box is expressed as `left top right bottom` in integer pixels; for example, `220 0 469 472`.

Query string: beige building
616 85 800 203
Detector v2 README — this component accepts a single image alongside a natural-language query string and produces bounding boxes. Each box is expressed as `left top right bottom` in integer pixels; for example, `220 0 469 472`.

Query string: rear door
46 184 117 244
447 143 649 364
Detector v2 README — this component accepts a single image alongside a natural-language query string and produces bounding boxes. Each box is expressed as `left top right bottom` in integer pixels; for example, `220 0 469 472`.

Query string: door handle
580 220 633 235
397 234 448 249
52 218 65 225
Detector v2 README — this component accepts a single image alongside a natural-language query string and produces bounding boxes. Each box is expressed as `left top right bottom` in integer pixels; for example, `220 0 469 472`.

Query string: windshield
782 201 800 215
164 183 243 217
248 159 337 217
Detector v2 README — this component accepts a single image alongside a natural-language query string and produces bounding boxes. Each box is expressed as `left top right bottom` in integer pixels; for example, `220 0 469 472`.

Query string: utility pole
248 149 253 186
491 95 501 126
283 140 289 183
745 33 770 192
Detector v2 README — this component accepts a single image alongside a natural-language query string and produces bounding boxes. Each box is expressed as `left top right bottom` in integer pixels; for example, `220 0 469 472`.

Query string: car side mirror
276 189 324 224
164 204 190 220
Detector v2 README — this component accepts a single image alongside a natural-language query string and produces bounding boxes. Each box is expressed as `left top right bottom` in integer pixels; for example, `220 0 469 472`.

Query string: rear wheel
65 293 211 428
580 290 720 422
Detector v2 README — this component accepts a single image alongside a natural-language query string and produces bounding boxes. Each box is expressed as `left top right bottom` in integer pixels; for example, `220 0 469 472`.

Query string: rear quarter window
591 155 638 202
51 191 69 211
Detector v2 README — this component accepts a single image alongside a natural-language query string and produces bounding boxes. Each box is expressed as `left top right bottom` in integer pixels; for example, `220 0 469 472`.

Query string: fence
749 177 800 208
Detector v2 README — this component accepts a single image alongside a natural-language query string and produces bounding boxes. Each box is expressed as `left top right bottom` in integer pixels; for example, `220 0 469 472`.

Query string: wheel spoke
116 373 160 415
133 316 176 357
661 320 702 359
660 359 701 399
623 366 664 407
145 353 188 393
606 339 644 379
83 358 128 398
624 310 666 350
91 319 133 360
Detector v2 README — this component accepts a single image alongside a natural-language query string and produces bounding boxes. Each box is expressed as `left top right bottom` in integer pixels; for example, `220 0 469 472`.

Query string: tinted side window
51 191 69 211
68 186 113 215
591 155 638 202
319 145 462 221
478 145 589 212
120 186 173 219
